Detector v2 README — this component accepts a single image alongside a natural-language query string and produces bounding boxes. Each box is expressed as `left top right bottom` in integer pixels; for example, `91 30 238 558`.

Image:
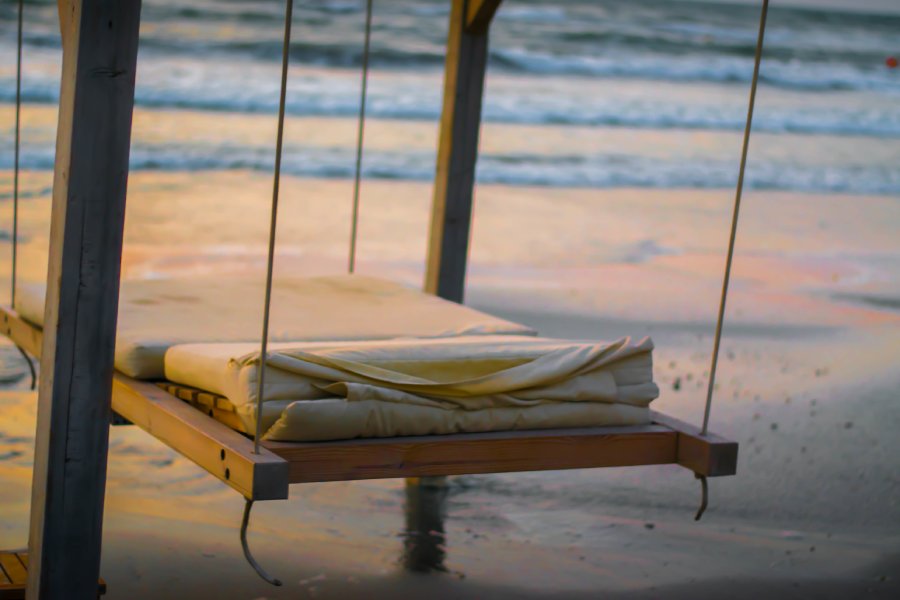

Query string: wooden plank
424 0 492 303
158 383 247 434
0 557 11 586
163 385 233 412
28 2 144 598
0 552 105 599
651 411 738 477
264 425 678 484
0 555 26 586
113 375 289 500
466 0 504 34
0 307 42 358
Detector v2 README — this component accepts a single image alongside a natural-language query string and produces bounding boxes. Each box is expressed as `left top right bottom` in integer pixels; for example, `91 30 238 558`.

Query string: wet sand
0 322 897 598
0 171 898 598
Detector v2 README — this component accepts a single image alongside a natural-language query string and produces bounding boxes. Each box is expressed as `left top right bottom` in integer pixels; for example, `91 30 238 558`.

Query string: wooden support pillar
27 1 142 598
424 0 501 303
416 0 502 494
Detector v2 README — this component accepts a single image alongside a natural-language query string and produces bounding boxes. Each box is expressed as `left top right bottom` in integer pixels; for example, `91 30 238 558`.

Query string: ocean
1 0 899 194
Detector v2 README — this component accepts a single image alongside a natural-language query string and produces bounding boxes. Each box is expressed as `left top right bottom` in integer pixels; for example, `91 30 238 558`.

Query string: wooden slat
28 1 144 598
0 551 24 600
466 0 504 34
158 383 248 434
0 552 105 599
0 307 41 358
0 558 11 586
112 375 289 500
264 425 678 484
0 555 26 586
651 411 738 477
424 0 491 303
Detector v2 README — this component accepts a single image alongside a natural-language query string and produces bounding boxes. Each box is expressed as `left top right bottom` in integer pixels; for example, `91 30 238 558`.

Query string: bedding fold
164 335 659 442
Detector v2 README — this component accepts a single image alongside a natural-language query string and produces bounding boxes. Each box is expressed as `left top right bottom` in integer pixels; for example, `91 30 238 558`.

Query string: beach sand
0 170 898 598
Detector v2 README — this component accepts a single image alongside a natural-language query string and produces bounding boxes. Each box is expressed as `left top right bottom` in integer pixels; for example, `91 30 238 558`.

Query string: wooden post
466 0 504 35
423 0 502 303
27 1 142 598
417 0 502 501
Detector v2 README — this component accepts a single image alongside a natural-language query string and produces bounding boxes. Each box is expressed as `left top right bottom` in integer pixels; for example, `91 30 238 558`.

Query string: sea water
1 0 899 194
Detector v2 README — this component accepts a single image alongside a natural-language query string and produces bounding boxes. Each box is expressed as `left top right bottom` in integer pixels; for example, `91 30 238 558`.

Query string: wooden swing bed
0 304 737 500
3 0 773 593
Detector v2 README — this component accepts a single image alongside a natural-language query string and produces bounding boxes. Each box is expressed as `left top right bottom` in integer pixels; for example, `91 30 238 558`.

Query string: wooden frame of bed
2 304 737 502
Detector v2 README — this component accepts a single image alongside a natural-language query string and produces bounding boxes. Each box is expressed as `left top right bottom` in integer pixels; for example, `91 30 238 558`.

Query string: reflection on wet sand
401 477 448 574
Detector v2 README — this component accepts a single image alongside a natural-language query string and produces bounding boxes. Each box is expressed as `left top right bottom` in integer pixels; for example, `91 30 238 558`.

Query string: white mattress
14 275 535 379
164 335 658 442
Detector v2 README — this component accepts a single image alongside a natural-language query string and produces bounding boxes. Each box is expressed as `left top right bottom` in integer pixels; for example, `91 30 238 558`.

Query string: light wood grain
264 425 678 483
651 411 738 477
159 383 247 434
28 2 143 598
424 0 491 303
113 375 289 500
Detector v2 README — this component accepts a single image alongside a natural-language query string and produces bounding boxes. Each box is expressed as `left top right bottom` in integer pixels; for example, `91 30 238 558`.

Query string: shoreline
2 170 897 329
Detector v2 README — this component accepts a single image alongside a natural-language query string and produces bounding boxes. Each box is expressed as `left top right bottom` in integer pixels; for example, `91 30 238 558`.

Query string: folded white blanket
165 335 658 441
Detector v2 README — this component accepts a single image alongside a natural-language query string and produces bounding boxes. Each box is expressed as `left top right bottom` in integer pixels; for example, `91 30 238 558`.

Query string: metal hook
694 474 708 521
240 499 283 586
15 345 35 390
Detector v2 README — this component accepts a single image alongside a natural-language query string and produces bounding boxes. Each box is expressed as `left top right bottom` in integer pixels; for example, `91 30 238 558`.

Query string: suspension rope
348 0 374 274
701 0 768 436
10 2 32 391
11 0 23 306
254 0 295 455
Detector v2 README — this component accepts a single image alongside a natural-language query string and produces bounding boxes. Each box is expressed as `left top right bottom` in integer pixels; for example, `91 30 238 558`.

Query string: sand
0 169 898 598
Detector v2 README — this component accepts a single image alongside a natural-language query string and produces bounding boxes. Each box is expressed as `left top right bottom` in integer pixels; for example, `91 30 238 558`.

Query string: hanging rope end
241 499 283 586
16 345 36 390
693 473 709 521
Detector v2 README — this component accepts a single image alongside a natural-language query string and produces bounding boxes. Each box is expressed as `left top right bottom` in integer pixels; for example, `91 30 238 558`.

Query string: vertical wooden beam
466 0 504 35
417 0 501 510
424 0 493 303
27 1 142 598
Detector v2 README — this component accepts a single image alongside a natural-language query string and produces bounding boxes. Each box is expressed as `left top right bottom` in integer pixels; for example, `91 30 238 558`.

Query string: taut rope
702 0 769 436
11 0 35 389
348 0 374 274
254 0 295 455
11 0 23 306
